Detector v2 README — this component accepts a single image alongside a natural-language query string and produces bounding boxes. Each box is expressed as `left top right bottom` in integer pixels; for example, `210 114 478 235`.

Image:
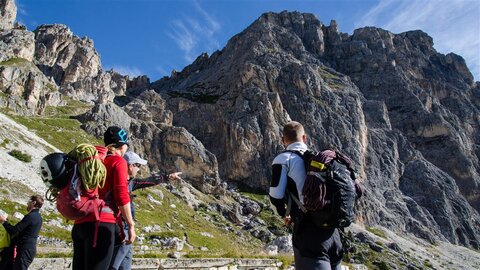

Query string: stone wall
30 258 282 270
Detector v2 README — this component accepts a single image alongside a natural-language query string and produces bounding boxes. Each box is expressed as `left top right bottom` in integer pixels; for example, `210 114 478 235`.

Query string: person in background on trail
0 194 43 270
269 121 343 270
72 126 136 270
110 151 182 270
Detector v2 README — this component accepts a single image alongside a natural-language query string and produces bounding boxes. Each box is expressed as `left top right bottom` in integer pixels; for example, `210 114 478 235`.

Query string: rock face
33 24 128 104
0 59 62 114
76 95 222 194
0 0 16 31
0 30 35 62
34 24 101 85
147 11 480 248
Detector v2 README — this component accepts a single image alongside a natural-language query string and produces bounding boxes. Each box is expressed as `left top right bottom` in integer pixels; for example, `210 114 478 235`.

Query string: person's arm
118 203 135 244
269 161 288 218
130 175 165 191
131 172 183 191
2 212 33 237
113 158 136 244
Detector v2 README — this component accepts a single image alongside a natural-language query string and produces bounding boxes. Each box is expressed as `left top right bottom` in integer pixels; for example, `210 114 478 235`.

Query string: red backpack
42 144 108 247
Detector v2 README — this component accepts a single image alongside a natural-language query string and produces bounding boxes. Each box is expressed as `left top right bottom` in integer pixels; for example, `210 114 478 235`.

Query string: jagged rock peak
0 0 16 31
33 24 101 85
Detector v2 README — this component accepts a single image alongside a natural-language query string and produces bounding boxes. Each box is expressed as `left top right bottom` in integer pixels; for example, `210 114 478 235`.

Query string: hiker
269 121 343 270
72 126 136 270
110 151 182 270
0 194 43 270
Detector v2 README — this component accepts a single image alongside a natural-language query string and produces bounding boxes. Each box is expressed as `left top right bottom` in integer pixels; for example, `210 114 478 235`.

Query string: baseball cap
104 126 129 147
123 151 147 165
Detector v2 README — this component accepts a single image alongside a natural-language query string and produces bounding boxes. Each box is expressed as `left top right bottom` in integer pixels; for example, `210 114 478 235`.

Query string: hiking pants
292 224 343 270
110 243 132 270
293 246 342 270
110 222 133 270
72 222 115 270
12 245 36 270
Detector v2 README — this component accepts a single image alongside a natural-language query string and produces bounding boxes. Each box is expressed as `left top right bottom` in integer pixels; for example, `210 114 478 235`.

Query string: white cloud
357 0 480 81
110 65 144 78
166 1 221 63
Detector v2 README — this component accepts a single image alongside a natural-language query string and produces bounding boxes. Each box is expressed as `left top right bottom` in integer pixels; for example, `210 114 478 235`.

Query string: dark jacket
3 209 42 248
128 174 167 219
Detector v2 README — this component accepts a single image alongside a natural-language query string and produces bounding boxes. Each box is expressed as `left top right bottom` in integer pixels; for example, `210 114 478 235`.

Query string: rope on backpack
68 144 107 191
302 175 327 211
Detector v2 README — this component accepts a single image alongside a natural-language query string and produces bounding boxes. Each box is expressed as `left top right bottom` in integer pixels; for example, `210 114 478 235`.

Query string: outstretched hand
168 172 183 183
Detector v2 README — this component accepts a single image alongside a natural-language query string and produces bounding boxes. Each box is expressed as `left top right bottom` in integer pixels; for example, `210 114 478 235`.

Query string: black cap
104 126 129 147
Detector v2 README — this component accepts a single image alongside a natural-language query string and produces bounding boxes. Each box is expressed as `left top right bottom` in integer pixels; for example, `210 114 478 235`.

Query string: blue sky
15 0 480 82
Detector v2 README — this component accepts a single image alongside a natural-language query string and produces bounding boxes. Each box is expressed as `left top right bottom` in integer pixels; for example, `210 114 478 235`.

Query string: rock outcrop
34 24 101 85
0 0 16 31
33 24 129 104
76 97 222 194
0 30 35 62
0 59 62 115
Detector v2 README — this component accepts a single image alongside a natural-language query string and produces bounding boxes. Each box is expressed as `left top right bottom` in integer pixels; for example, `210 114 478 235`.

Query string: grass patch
167 91 222 104
8 149 32 162
367 227 387 239
9 114 101 152
46 83 58 93
240 191 267 203
134 186 264 258
43 98 92 118
275 254 294 269
0 57 29 66
36 251 73 258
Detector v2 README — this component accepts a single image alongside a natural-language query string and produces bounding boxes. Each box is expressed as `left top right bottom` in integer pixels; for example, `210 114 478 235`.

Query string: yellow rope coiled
68 143 107 191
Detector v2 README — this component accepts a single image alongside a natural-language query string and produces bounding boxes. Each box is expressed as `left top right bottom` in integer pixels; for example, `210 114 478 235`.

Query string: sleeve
131 174 166 191
112 158 131 207
2 213 32 237
269 156 289 217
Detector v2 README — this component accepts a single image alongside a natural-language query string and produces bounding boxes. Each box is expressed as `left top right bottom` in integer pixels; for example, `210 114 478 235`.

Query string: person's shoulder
106 155 127 165
272 151 290 164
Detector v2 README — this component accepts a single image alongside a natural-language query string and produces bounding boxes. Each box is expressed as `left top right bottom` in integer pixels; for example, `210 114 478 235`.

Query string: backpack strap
283 150 308 216
286 191 307 216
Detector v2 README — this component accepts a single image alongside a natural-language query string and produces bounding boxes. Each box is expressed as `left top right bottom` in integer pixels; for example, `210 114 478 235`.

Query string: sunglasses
132 163 141 168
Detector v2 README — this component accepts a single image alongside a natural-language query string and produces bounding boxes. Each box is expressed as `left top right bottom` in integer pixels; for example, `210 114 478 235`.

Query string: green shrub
8 149 32 162
0 139 10 148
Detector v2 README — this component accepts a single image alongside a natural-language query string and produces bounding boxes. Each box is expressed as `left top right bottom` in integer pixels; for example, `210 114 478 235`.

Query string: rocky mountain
146 12 480 248
1 0 479 264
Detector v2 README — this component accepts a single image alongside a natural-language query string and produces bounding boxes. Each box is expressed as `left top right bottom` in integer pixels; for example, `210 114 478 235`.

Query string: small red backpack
42 144 108 247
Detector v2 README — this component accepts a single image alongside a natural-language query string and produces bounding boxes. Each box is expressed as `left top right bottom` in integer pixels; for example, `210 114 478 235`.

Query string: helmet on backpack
39 153 74 189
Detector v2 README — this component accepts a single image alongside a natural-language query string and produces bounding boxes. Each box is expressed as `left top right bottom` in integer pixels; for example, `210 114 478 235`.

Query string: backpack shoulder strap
286 191 307 215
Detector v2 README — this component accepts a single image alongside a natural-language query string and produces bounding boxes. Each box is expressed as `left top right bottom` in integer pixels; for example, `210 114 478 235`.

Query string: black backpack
285 149 362 228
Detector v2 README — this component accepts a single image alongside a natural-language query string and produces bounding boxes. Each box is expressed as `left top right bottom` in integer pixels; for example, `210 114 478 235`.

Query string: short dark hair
30 194 44 209
283 121 305 142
